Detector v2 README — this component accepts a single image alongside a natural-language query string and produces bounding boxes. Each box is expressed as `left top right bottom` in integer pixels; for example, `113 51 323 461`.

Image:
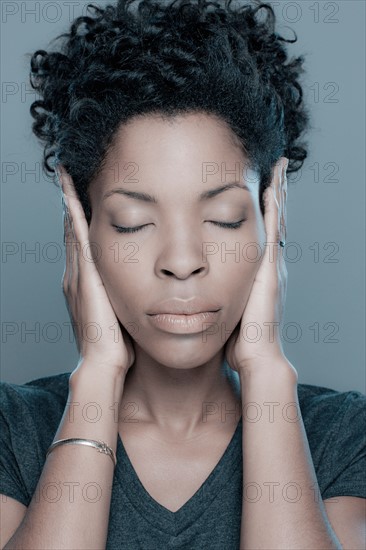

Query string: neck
119 346 242 437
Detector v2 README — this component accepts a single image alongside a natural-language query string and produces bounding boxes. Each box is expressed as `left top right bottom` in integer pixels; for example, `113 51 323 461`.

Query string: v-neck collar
114 415 243 537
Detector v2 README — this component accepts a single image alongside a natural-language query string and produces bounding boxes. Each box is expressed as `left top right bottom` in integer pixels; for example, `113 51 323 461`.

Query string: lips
147 310 220 334
146 297 222 316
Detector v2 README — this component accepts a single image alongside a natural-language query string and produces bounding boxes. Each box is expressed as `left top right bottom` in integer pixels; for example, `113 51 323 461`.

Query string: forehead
90 112 259 199
113 111 243 146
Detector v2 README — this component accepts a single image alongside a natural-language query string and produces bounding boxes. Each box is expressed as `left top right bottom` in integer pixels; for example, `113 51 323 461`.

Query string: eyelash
112 220 246 234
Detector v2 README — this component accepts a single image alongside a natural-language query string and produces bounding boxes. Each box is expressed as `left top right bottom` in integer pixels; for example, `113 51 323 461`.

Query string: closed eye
211 220 246 230
112 219 246 234
112 224 150 234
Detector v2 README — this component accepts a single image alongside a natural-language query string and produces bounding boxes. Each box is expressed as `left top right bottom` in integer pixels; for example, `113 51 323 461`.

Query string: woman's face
88 112 266 369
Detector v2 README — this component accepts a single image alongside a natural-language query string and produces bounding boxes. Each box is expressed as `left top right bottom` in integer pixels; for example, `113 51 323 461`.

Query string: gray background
1 1 365 392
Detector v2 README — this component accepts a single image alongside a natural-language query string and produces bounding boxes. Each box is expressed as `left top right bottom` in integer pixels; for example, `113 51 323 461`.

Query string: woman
1 0 365 548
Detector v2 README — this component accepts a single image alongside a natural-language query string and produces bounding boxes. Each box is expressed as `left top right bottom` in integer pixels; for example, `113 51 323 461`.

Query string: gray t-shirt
1 371 365 549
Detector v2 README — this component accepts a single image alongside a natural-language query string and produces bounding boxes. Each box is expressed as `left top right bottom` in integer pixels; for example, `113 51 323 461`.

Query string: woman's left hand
224 157 297 380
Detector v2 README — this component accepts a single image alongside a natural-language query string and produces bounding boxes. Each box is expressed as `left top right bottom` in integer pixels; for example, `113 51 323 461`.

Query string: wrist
69 359 128 395
238 356 298 386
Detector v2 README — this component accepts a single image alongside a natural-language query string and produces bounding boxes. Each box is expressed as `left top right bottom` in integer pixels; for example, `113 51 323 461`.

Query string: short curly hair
28 0 311 224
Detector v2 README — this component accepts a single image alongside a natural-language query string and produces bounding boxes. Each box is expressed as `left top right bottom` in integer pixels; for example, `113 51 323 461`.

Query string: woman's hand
56 164 135 377
224 157 297 380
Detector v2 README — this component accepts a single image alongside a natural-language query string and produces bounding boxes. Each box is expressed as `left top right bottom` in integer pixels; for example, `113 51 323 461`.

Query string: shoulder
1 371 71 407
297 381 365 430
0 371 72 507
297 381 365 450
1 371 72 438
297 382 366 500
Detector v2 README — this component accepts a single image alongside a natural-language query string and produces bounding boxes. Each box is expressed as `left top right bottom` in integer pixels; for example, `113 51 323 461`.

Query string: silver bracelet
46 438 117 467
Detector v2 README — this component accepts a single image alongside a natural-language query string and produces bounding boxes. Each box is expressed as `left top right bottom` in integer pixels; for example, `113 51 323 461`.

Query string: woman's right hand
56 164 135 378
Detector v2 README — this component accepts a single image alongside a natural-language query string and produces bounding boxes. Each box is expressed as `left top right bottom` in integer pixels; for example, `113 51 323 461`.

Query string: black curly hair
28 0 311 224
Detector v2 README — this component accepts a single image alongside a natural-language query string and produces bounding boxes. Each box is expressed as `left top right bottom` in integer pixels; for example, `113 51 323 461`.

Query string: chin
133 338 223 370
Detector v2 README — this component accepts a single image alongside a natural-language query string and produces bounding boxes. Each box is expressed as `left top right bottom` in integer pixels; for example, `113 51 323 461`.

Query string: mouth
146 297 222 316
147 309 220 316
147 310 221 334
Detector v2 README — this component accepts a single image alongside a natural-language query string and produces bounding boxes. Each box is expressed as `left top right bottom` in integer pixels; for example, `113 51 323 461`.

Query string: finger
264 160 281 239
60 175 79 292
280 160 288 244
62 199 71 291
56 165 91 277
262 157 288 273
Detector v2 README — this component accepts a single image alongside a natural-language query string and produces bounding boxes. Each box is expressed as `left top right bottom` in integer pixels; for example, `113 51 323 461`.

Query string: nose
154 230 209 280
159 263 207 280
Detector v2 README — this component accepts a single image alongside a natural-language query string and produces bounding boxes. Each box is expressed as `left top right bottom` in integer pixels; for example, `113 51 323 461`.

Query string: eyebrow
102 182 250 203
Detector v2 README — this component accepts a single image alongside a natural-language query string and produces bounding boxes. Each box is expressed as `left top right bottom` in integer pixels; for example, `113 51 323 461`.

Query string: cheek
89 230 142 318
226 258 257 311
220 219 265 319
227 213 265 271
246 213 266 278
219 258 258 335
90 223 131 277
94 262 144 335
